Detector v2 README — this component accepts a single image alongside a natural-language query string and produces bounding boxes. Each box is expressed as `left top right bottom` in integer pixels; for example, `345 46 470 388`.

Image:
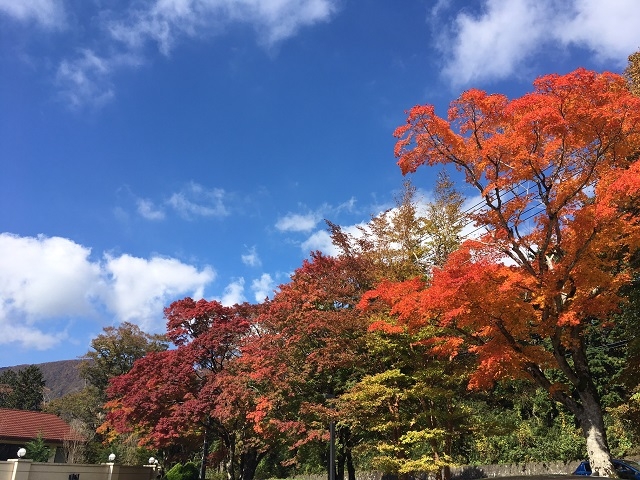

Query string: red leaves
103 300 263 453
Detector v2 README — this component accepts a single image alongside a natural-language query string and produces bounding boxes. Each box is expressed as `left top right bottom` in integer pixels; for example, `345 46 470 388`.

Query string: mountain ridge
0 359 86 401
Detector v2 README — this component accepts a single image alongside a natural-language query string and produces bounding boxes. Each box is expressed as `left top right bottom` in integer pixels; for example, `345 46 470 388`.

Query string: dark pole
329 420 336 480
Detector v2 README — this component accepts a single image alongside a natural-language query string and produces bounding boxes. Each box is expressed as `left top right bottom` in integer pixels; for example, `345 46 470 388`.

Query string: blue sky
1 0 640 367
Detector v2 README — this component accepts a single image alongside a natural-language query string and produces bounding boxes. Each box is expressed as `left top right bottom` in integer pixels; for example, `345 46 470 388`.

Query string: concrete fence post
105 462 116 480
8 459 32 480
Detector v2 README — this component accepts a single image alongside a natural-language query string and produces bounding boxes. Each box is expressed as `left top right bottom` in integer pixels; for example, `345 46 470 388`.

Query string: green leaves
25 433 51 462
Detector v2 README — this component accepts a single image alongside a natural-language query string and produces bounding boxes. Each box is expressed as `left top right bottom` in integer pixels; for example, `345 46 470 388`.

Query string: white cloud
131 183 228 221
220 278 246 306
0 234 102 321
300 229 338 256
251 273 274 301
0 0 65 29
242 0 339 47
241 246 262 267
137 198 166 220
167 182 229 219
107 0 339 54
0 233 216 348
275 212 322 232
438 0 553 87
437 0 640 88
0 327 68 351
56 50 142 109
557 0 640 62
104 254 215 331
56 50 114 109
54 0 340 107
336 197 357 214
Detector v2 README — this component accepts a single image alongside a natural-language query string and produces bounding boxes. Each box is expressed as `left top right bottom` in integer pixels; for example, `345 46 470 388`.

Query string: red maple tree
241 252 373 480
104 298 266 480
362 68 640 475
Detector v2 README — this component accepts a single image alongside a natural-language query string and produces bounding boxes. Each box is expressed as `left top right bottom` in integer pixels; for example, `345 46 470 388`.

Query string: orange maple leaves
371 68 640 390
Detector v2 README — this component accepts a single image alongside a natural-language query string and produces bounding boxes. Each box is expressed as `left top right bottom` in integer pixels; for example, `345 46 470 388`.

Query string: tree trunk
239 447 261 480
336 424 345 480
576 388 616 477
226 435 236 480
526 326 616 477
338 424 356 480
346 447 356 480
544 331 616 478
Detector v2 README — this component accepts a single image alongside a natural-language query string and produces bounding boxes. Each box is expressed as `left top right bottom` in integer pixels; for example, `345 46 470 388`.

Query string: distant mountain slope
0 359 86 401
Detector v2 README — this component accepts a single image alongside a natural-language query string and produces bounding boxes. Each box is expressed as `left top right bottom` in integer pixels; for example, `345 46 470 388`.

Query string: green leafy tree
465 382 585 464
44 323 168 464
605 276 640 456
80 321 168 396
0 365 45 411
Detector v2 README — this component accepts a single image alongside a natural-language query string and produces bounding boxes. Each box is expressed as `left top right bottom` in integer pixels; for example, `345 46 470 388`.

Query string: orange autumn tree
362 68 640 476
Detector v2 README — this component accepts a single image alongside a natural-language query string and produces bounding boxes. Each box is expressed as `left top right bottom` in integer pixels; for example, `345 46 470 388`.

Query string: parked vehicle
573 459 640 480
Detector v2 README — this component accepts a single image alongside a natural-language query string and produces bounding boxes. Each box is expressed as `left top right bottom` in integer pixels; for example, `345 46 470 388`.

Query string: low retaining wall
450 460 582 479
1 459 158 480
278 460 583 480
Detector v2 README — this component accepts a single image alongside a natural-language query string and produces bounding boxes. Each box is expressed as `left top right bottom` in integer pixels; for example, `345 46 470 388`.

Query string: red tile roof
0 408 85 443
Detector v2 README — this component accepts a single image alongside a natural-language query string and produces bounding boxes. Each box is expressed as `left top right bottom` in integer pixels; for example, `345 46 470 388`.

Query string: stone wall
450 460 582 479
277 460 583 480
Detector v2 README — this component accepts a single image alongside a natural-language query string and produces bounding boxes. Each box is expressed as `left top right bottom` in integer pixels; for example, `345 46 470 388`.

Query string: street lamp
108 453 116 463
17 448 26 459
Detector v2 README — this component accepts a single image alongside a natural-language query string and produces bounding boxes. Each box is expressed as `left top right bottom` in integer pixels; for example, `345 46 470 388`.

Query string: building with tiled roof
0 408 85 462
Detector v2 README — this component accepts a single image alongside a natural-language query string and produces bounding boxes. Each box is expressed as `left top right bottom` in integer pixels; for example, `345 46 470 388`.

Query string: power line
454 166 593 242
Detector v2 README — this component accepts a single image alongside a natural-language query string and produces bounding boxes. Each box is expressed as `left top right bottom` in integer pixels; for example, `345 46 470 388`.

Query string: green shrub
165 461 200 480
25 433 51 462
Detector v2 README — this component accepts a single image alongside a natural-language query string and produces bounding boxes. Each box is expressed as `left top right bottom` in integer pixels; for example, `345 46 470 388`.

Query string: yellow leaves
369 429 455 475
371 454 454 476
626 50 640 96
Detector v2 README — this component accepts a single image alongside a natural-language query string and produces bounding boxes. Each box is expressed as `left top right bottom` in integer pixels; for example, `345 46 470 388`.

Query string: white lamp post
17 448 26 459
108 453 116 463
